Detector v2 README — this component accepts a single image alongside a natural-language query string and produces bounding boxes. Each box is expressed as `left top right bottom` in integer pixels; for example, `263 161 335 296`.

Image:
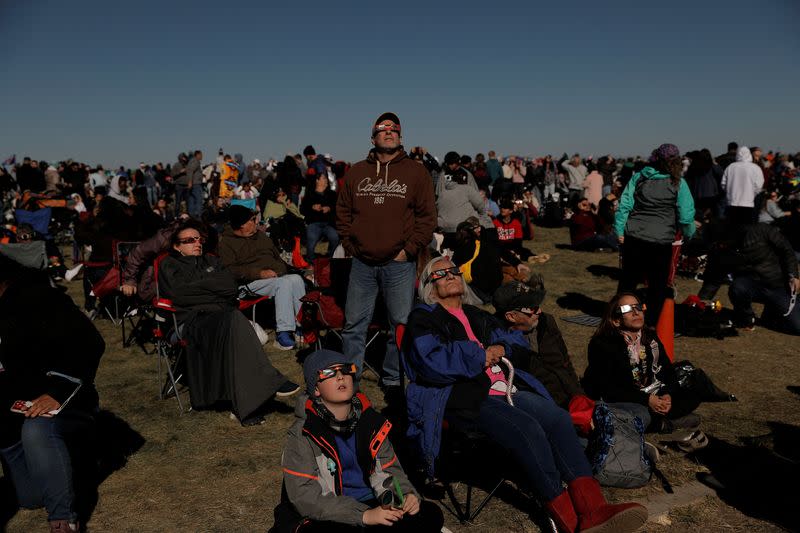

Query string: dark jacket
582 330 675 407
218 229 289 282
122 220 182 303
734 223 799 288
402 303 552 476
336 149 436 265
450 231 504 297
512 313 584 408
0 282 104 447
300 189 337 225
157 254 238 323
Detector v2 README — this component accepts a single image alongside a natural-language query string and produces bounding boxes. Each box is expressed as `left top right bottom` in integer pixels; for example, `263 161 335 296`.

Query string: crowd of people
1 113 799 532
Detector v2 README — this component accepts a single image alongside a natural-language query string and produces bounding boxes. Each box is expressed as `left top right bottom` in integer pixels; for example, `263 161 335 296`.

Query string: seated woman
582 293 703 434
157 221 299 426
570 198 619 252
403 257 647 533
0 256 104 532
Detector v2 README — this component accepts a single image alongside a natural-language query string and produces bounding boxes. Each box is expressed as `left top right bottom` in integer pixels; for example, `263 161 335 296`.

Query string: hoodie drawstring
375 160 391 181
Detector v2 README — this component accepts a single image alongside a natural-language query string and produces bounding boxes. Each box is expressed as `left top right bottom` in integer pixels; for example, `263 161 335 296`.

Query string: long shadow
0 410 145 530
586 264 622 281
694 423 800 531
555 292 608 317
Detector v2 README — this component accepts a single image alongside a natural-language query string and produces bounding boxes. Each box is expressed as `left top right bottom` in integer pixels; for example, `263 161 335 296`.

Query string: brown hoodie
336 149 436 265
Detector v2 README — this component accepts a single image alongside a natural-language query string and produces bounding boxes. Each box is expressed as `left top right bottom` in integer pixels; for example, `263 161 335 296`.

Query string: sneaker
240 414 265 427
274 331 295 350
49 520 79 533
275 381 301 398
65 263 83 282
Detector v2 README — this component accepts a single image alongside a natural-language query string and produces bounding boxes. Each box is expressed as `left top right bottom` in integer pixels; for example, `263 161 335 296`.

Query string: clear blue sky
2 0 798 168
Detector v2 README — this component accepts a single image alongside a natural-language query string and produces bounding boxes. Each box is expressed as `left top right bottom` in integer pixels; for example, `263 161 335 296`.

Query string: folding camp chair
152 253 189 412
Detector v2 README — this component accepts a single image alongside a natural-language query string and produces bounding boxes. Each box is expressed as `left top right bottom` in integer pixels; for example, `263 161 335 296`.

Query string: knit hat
303 349 352 395
303 145 316 156
229 204 256 230
492 281 546 315
651 143 680 162
444 151 460 166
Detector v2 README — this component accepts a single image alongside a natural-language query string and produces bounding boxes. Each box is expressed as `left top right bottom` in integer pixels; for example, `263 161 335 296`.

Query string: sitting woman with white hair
402 256 647 533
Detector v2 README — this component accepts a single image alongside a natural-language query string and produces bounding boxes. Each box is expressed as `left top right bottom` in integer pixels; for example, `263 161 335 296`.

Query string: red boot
545 490 578 533
568 477 647 533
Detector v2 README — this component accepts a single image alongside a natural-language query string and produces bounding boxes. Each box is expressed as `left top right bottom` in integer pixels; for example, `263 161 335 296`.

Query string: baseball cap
492 281 546 315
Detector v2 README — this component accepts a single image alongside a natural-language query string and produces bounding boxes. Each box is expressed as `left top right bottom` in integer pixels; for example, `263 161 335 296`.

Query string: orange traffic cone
656 293 675 362
292 236 309 269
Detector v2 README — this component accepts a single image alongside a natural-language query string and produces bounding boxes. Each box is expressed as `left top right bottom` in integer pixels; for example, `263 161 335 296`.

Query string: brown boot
568 477 647 533
544 490 578 533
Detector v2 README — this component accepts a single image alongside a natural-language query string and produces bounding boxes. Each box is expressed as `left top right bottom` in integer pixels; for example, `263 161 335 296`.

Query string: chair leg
443 478 505 523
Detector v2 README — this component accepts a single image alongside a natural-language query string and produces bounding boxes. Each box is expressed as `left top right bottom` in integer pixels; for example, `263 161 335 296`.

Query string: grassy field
3 225 798 532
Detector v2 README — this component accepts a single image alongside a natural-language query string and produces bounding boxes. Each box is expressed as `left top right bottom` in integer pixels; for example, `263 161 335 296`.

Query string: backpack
586 403 653 488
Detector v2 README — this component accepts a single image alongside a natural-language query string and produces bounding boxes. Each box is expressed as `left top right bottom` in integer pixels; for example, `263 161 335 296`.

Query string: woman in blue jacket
614 143 696 325
402 257 647 533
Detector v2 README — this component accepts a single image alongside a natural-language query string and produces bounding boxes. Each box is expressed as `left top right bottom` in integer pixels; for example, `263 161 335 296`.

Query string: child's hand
363 506 404 526
402 493 420 515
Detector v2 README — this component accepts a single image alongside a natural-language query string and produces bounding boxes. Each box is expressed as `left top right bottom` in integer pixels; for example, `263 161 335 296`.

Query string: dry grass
4 226 799 532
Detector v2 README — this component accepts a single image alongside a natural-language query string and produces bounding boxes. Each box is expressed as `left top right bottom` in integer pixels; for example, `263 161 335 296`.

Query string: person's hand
25 394 61 418
485 345 504 367
394 249 407 262
312 203 322 211
121 283 137 297
648 394 671 415
790 277 800 293
516 263 531 277
402 493 420 515
618 235 624 244
363 506 404 526
321 206 331 214
259 269 278 279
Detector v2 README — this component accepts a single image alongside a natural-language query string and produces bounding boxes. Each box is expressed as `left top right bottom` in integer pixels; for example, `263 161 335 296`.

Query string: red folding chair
152 253 189 412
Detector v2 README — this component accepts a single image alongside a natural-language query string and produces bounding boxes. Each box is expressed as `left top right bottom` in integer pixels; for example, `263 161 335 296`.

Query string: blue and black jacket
401 302 552 477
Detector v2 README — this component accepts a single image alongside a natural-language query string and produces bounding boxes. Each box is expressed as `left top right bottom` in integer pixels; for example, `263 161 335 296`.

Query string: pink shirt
446 307 514 397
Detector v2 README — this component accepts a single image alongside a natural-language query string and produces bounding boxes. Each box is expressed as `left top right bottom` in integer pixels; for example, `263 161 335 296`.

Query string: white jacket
721 147 764 207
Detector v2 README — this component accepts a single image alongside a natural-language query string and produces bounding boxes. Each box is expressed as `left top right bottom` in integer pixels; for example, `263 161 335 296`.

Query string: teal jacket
614 166 695 244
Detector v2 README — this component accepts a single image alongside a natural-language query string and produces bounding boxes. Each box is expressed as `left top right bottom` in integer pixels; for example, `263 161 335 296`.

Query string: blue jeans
574 233 619 252
0 412 93 522
450 391 592 501
342 257 416 386
175 184 204 219
306 222 339 261
729 274 800 334
240 274 306 332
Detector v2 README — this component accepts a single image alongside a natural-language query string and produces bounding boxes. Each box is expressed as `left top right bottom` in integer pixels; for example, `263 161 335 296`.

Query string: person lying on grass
271 349 444 532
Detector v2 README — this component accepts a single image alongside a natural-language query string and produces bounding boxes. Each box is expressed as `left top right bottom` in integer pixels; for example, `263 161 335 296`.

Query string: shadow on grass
586 264 622 281
555 292 608 317
0 410 145 530
694 424 800 531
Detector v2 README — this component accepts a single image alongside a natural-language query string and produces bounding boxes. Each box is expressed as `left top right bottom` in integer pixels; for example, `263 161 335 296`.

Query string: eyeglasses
425 266 463 283
177 236 205 245
618 303 646 315
372 123 401 135
516 307 541 317
318 363 358 382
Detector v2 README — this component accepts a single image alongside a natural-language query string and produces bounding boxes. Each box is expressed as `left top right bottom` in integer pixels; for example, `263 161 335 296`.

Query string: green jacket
218 228 288 282
615 166 695 244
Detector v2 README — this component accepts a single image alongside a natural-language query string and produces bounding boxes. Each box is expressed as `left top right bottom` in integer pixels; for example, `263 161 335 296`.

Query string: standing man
561 153 588 204
336 112 436 394
172 152 190 215
184 150 205 219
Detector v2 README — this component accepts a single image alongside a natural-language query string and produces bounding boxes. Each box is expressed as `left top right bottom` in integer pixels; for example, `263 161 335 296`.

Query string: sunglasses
177 236 205 245
426 266 463 283
516 306 541 317
318 363 358 382
618 303 646 315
